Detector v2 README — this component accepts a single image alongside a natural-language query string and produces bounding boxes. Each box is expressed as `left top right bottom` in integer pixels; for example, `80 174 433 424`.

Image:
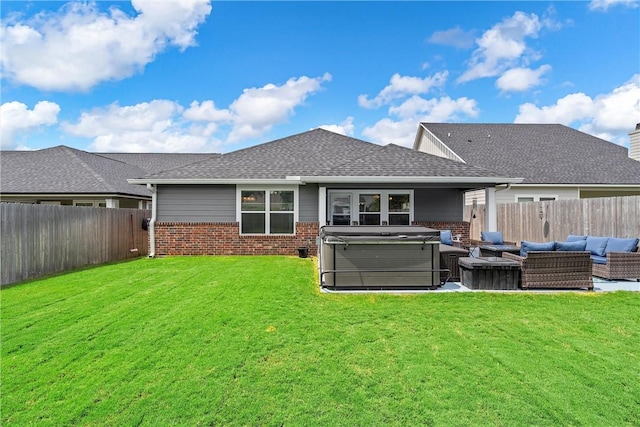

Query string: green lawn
2 256 639 426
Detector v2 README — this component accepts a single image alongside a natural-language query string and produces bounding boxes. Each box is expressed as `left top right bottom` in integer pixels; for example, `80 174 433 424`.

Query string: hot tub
319 225 441 290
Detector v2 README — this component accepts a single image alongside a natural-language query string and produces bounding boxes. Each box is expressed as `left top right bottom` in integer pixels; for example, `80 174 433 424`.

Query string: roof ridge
61 146 119 193
306 141 387 175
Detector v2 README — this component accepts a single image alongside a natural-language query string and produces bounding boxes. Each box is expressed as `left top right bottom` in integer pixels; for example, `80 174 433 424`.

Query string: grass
2 256 639 426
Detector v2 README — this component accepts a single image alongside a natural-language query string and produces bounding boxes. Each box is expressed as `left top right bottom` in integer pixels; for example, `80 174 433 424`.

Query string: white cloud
227 73 332 142
428 26 476 49
317 117 355 136
0 0 212 91
362 118 420 146
363 96 479 147
57 73 332 152
389 96 479 121
184 100 232 122
358 71 448 109
0 101 60 148
515 74 640 146
457 11 556 84
589 0 639 11
61 100 214 153
496 64 552 92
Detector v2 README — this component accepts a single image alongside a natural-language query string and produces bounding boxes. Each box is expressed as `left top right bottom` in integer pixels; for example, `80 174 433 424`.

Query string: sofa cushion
585 236 609 257
566 235 588 242
481 231 504 245
440 230 453 246
520 240 556 257
556 240 587 251
605 237 639 253
590 255 607 265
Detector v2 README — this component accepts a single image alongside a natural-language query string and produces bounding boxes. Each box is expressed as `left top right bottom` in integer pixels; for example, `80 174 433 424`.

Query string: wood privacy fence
464 195 640 243
1 203 151 286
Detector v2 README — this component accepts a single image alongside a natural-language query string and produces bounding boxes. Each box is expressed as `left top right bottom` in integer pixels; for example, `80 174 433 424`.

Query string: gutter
147 183 157 258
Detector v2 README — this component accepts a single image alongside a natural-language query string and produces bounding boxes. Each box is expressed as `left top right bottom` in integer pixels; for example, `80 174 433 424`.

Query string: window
516 195 558 203
239 188 296 234
73 200 107 207
359 193 380 225
327 190 413 226
388 193 410 225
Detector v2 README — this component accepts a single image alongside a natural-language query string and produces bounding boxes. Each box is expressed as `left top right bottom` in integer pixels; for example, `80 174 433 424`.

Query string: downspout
147 183 157 258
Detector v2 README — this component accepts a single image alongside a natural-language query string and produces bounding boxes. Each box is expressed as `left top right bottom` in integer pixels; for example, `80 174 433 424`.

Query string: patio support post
485 187 497 232
318 186 327 226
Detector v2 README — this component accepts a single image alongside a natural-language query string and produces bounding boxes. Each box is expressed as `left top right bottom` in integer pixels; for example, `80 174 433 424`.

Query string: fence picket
1 203 150 286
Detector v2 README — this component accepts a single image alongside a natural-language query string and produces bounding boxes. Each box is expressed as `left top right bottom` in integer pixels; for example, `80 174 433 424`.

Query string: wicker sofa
565 235 640 281
503 251 594 290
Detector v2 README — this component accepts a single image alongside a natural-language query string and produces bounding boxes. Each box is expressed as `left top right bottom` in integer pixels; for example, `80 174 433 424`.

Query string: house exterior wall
299 184 319 221
495 186 579 204
154 221 320 256
152 183 471 255
414 127 462 162
157 184 236 222
414 188 464 221
0 195 148 208
629 124 640 161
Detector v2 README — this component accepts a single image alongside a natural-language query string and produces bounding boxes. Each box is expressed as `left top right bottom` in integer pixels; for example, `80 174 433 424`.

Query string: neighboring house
414 123 640 205
629 123 640 162
128 128 522 256
0 146 217 208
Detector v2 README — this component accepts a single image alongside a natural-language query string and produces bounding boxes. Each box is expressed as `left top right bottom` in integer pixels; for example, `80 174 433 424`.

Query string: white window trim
236 185 299 235
73 200 107 207
515 194 559 203
327 189 414 226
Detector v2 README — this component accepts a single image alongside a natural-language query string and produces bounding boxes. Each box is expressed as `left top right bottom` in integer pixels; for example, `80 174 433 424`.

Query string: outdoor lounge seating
503 251 593 290
439 230 470 282
565 235 640 281
470 231 520 257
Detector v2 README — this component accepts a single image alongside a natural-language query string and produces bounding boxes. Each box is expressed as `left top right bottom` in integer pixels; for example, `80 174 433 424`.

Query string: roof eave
127 178 303 185
297 176 524 185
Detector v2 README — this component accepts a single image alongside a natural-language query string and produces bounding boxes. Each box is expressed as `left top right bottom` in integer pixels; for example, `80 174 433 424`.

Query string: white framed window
73 200 107 207
516 195 558 203
237 186 298 235
327 190 413 226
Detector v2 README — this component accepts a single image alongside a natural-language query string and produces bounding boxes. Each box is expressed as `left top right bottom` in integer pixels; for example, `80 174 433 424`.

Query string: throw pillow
440 230 453 246
566 235 587 242
481 231 504 245
585 236 609 257
520 240 555 257
555 240 587 251
605 237 639 253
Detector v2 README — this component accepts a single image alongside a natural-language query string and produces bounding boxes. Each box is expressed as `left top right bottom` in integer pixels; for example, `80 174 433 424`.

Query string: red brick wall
154 222 319 256
153 221 470 256
412 221 470 245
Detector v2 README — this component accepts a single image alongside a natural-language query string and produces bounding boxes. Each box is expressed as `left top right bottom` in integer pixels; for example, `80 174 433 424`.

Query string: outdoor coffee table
459 257 521 290
479 244 521 257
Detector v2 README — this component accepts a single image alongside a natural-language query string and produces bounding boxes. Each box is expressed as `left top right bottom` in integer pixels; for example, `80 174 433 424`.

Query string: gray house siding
324 185 465 223
157 183 464 224
414 188 464 222
157 184 236 222
299 184 319 222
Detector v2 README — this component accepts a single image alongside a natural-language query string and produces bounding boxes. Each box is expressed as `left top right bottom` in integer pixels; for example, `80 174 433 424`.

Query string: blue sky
1 0 639 153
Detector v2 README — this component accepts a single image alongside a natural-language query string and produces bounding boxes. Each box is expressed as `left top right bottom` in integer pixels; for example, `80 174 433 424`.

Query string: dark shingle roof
98 152 219 174
421 123 640 184
141 128 514 181
1 146 151 196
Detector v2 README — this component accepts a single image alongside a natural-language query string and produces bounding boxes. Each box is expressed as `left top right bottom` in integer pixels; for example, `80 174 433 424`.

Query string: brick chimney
629 123 640 161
